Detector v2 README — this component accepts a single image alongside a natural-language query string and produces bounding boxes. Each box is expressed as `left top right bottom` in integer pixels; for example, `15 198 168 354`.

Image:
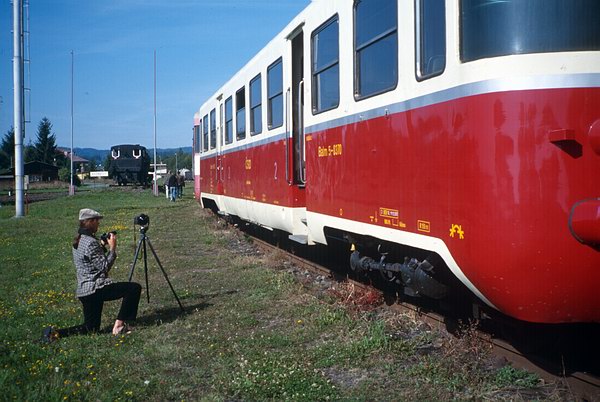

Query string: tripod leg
128 238 145 282
145 238 185 312
142 238 150 304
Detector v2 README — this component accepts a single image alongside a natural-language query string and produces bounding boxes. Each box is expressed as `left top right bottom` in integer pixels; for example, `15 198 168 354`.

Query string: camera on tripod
128 212 184 312
134 213 150 227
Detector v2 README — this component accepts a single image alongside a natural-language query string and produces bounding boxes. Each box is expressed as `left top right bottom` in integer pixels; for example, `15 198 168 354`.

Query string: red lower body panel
306 87 600 323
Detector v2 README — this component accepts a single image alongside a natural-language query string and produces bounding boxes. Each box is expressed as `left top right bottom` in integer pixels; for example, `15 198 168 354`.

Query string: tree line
0 117 67 170
158 149 192 174
1 117 192 181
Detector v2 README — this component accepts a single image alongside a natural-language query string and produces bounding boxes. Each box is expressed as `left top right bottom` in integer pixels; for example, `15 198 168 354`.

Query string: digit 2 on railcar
108 144 151 186
192 0 600 324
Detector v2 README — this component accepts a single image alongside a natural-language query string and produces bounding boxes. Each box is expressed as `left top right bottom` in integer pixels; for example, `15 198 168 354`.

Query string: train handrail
285 87 292 185
298 80 305 185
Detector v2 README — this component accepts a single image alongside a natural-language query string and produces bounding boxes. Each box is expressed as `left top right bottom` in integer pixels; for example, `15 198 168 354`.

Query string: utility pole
153 50 158 196
13 0 24 217
69 50 75 196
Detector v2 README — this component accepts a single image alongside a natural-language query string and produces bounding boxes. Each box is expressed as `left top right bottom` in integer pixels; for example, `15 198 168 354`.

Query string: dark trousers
57 282 142 337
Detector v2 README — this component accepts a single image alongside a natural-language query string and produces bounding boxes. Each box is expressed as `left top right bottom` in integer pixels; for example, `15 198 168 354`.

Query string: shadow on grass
135 302 212 327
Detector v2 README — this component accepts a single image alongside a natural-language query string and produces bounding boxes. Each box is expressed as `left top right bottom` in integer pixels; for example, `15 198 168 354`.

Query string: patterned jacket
73 234 117 297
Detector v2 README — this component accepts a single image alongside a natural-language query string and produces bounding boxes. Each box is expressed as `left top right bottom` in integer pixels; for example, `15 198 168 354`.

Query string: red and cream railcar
193 0 600 324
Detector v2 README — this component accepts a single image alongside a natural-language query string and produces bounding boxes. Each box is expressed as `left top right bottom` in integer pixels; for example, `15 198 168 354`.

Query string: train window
461 0 600 62
416 0 445 80
236 87 246 140
250 74 262 135
312 15 340 114
225 96 233 144
354 0 398 99
194 124 200 153
210 109 216 149
202 115 209 152
267 58 283 129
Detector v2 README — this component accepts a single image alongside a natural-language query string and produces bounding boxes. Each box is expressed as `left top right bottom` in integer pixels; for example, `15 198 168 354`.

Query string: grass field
0 189 567 401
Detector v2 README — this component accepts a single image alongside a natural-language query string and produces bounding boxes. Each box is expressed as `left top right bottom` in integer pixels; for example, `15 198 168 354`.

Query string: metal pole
152 50 158 196
69 50 75 195
13 0 24 217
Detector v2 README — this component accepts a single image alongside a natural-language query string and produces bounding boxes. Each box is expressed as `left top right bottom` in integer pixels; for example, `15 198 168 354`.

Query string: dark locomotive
108 144 151 186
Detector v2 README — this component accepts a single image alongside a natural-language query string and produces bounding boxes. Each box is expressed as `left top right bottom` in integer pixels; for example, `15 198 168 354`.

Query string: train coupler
349 250 447 299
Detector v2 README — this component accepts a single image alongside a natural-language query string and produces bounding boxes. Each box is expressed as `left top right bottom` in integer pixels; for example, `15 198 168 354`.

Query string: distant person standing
165 171 171 199
167 171 178 202
177 173 185 198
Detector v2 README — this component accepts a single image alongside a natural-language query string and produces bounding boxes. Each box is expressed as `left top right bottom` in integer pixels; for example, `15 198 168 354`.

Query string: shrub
58 167 81 186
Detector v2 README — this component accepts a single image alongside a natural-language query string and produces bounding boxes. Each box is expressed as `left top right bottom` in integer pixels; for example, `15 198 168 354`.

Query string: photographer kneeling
42 208 142 342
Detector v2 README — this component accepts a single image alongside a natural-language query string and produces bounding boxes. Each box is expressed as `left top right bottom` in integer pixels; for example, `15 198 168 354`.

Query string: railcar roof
198 0 318 113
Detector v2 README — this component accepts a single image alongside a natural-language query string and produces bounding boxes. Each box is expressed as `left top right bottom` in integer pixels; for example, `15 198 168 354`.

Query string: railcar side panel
199 135 307 234
191 0 600 324
306 86 600 323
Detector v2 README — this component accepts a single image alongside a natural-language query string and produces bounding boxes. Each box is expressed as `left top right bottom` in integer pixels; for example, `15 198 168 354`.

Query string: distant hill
72 148 109 161
70 147 192 161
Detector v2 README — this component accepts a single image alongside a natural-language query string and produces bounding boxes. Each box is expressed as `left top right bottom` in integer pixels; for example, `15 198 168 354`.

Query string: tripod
128 226 184 312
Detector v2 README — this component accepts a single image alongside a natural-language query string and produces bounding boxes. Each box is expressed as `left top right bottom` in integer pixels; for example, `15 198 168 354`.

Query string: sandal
113 325 133 336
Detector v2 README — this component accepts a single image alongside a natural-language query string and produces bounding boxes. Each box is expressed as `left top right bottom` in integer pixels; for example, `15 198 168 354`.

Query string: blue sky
0 0 310 150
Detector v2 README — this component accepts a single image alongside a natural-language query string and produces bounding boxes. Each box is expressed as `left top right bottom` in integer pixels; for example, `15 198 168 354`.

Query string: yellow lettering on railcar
245 159 252 170
318 143 343 158
418 220 431 233
449 224 465 239
379 208 399 218
379 207 406 228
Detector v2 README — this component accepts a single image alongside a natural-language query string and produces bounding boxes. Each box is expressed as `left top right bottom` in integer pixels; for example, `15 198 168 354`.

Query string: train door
287 28 306 186
193 119 201 200
210 108 220 194
213 107 224 195
218 100 225 193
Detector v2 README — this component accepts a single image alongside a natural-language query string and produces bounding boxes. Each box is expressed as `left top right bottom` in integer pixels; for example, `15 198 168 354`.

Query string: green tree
24 139 36 163
163 148 192 173
88 157 98 171
0 127 14 170
103 153 112 171
58 167 81 186
33 117 61 165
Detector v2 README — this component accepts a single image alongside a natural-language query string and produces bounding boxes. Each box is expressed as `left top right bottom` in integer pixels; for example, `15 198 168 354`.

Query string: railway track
247 233 600 401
